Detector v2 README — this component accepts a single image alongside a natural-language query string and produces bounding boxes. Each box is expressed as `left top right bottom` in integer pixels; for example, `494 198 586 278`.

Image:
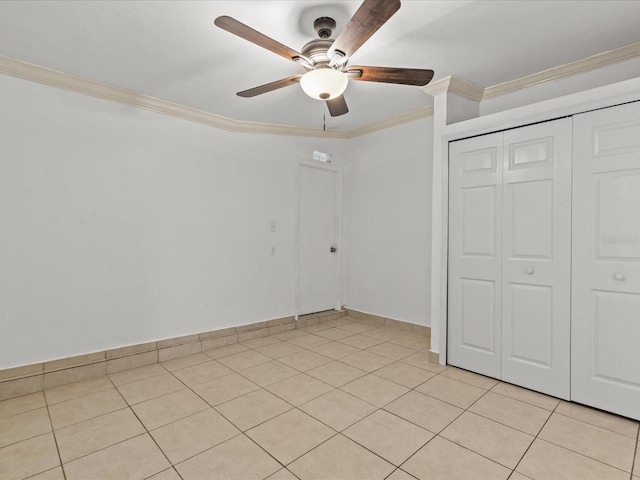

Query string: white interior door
448 132 504 378
297 163 340 316
572 101 640 420
501 119 572 399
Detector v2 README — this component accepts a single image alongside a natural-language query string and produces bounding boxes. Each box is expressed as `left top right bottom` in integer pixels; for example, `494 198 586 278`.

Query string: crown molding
2 40 640 138
421 76 484 101
346 106 434 138
0 55 350 139
484 41 640 99
422 41 640 103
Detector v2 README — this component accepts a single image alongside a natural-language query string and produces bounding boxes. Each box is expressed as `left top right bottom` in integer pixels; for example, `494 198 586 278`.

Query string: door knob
330 247 337 253
614 273 625 281
526 268 534 275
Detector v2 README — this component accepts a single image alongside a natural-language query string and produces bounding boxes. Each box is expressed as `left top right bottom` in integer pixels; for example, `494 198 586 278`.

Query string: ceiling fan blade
237 75 303 98
215 16 311 66
328 0 401 64
346 66 434 86
326 95 349 117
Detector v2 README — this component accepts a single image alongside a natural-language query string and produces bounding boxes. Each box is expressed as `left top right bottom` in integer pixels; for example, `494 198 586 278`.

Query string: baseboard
0 309 347 401
428 350 440 364
344 309 431 338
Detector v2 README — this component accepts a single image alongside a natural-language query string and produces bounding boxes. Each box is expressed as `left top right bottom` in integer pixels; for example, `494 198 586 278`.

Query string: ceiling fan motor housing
301 38 334 66
302 17 339 67
313 17 336 39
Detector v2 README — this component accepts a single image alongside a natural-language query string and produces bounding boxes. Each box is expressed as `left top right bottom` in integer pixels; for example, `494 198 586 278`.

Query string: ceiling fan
214 0 434 117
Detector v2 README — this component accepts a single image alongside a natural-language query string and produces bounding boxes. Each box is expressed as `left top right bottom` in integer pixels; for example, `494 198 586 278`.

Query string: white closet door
448 132 504 378
572 101 640 420
501 119 572 399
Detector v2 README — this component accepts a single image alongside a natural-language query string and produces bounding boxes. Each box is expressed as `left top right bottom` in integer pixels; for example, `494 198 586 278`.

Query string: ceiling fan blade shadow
346 66 434 86
328 0 400 63
237 75 303 97
326 95 349 117
215 16 311 65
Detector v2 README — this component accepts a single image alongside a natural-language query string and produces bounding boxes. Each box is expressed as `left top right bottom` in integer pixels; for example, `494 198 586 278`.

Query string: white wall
341 118 433 326
0 75 346 369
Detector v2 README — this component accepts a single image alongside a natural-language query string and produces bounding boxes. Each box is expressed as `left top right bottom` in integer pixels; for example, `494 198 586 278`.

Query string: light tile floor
1 316 639 480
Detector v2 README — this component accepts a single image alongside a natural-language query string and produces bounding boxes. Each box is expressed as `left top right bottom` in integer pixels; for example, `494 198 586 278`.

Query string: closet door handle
613 273 625 281
526 268 534 275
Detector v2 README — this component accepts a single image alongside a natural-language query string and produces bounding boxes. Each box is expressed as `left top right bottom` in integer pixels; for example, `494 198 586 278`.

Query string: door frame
432 77 640 365
294 160 343 319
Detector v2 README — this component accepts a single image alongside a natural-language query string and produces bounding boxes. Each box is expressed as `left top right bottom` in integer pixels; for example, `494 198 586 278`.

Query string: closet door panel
572 101 640 420
501 118 572 399
448 133 503 378
508 283 553 366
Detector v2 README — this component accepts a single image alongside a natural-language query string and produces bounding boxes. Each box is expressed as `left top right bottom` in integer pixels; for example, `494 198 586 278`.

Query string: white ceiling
1 1 639 130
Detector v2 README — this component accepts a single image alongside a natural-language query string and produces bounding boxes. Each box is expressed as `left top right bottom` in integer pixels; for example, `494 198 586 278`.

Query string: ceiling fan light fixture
300 68 348 100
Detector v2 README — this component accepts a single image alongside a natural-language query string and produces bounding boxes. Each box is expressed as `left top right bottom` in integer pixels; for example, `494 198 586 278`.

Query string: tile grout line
509 394 561 478
631 426 639 479
42 379 113 406
219 321 431 473
210 336 353 447
0 396 45 420
483 382 541 480
551 409 640 439
0 413 56 450
141 467 182 480
47 379 155 468
171 382 287 474
109 367 168 388
383 368 555 476
105 373 187 480
39 370 359 477
51 405 134 434
239 366 336 402
336 395 438 472
338 360 465 472
271 426 341 473
488 385 559 410
57 379 256 480
243 429 310 477
228 333 409 450
43 392 68 480
238 321 421 389
45 381 163 472
451 388 556 439
382 467 417 480
164 369 291 472
533 429 636 474
165 357 299 472
388 373 509 475
397 364 640 476
60 432 151 469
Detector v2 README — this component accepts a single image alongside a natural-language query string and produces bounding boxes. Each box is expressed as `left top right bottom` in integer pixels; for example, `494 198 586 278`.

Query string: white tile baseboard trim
0 310 347 400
